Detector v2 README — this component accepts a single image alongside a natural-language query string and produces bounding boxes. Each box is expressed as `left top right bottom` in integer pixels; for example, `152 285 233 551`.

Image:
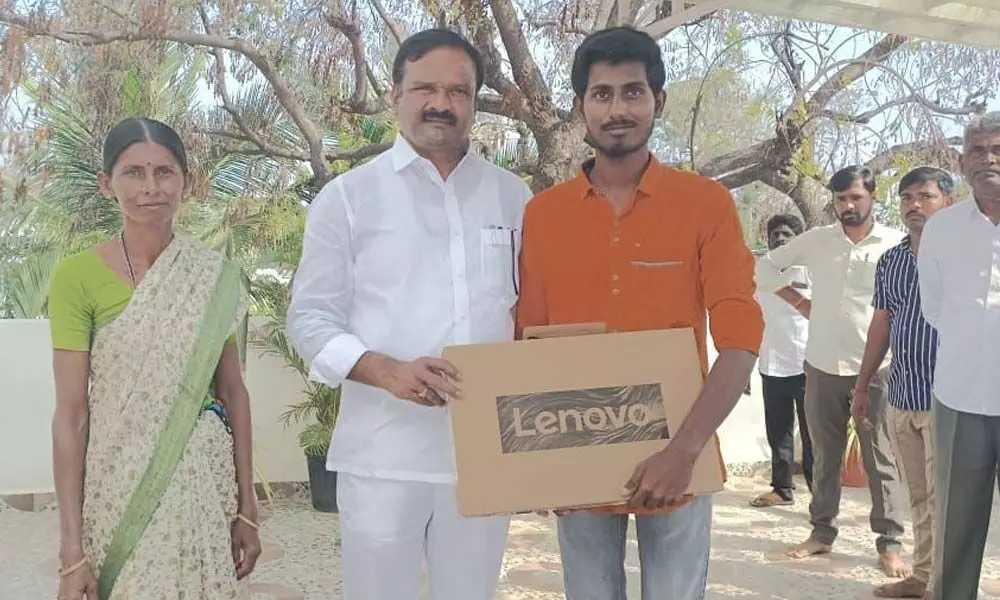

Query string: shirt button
611 274 619 281
613 237 620 243
612 288 620 295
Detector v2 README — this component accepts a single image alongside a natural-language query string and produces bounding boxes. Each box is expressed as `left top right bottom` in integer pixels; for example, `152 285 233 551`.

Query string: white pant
337 473 510 600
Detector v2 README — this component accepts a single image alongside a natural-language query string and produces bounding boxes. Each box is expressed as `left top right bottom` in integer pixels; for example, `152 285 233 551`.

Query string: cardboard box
443 327 725 517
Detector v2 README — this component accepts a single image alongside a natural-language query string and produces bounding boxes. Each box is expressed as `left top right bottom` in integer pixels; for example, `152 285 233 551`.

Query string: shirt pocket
629 259 694 325
847 255 878 294
480 226 519 304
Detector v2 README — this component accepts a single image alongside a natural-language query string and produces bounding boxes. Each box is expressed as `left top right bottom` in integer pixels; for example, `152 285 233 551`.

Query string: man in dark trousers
750 214 813 508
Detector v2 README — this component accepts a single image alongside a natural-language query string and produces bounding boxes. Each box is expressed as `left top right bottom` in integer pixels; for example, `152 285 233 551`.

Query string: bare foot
786 538 832 559
879 551 913 578
874 576 926 598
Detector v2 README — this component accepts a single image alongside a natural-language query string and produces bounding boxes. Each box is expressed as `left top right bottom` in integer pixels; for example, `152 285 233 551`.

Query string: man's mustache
422 109 457 124
602 119 637 130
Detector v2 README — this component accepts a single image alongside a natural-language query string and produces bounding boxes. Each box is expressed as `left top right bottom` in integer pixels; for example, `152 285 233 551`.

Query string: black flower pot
306 454 339 513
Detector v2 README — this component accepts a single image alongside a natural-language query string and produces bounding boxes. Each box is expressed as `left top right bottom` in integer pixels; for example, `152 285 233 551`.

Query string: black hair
391 28 484 91
828 165 876 194
102 117 188 174
570 26 666 98
898 166 955 197
766 213 805 236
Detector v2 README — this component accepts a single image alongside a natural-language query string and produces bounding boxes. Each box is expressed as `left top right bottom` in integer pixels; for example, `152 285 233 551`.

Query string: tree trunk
531 121 589 192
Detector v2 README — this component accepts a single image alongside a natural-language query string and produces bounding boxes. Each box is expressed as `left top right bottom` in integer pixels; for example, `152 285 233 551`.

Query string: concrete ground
5 474 1000 600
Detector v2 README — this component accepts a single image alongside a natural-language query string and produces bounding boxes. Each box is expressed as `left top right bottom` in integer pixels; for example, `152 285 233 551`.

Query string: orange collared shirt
515 156 764 515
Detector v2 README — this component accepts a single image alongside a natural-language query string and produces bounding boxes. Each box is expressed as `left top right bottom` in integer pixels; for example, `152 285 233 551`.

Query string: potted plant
280 375 341 512
254 294 341 512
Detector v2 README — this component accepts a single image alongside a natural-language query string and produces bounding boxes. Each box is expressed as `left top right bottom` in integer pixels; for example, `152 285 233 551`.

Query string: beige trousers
888 406 935 583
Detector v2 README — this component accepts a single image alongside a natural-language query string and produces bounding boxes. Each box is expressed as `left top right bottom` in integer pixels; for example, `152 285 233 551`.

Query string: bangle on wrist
236 513 260 530
59 557 88 577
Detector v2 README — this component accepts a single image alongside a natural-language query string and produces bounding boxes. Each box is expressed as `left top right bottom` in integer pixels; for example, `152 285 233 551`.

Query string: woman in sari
48 117 261 600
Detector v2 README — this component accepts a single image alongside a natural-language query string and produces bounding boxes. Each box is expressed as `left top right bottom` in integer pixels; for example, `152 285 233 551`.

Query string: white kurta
287 134 531 600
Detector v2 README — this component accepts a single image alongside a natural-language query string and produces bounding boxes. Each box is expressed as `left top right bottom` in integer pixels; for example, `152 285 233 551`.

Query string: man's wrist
356 351 398 389
665 429 710 458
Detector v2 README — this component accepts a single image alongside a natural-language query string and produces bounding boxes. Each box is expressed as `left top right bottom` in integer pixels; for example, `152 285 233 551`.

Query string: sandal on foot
750 491 793 507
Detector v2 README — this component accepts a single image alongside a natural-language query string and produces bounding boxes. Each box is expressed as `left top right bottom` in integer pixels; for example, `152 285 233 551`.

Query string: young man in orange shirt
516 26 764 600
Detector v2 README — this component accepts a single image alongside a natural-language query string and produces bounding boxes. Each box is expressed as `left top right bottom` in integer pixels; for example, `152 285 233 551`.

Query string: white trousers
337 473 511 600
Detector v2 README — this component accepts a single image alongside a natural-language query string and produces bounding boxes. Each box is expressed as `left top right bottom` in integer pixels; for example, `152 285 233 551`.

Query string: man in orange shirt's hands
516 26 763 600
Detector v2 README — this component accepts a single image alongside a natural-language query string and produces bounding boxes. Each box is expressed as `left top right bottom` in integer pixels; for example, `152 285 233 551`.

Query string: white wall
707 337 772 467
0 318 308 495
0 321 773 496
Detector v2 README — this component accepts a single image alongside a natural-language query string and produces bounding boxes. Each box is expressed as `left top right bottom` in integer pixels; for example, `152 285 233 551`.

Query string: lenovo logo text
496 383 669 454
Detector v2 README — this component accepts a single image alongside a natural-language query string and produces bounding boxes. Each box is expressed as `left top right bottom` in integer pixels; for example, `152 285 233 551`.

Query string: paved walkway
5 475 1000 599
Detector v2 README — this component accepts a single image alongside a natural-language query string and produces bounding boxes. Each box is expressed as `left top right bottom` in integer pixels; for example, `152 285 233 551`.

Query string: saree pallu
80 235 249 600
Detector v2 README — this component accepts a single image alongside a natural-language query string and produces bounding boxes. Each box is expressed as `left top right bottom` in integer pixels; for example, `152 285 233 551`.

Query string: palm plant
0 44 312 318
0 44 208 316
252 288 340 457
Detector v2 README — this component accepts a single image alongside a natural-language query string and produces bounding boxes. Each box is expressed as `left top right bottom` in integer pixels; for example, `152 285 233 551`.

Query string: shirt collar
840 221 895 244
967 197 999 224
390 133 481 175
569 153 667 199
390 134 421 172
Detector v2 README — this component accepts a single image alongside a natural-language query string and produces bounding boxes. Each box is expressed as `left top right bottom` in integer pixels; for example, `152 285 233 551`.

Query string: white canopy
667 0 1000 48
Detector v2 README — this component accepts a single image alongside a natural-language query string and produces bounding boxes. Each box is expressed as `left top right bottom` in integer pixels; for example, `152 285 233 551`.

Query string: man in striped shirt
852 167 955 599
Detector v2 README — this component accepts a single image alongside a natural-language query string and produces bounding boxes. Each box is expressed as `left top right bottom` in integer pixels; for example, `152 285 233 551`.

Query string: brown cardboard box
443 327 725 517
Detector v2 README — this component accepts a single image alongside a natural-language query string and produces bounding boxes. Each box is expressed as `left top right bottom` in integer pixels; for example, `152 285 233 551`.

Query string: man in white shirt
918 112 1000 600
756 166 909 577
750 214 813 508
286 29 532 600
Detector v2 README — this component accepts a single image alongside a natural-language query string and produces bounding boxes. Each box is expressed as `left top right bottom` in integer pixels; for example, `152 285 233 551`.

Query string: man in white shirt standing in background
750 214 813 508
756 166 910 578
287 29 532 600
918 112 1000 600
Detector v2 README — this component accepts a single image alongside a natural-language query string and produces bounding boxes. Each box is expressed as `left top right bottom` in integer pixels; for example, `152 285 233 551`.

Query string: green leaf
121 68 144 116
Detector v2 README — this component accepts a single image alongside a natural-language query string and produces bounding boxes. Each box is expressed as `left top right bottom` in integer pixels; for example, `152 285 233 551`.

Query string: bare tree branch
420 0 449 27
366 64 388 100
460 0 535 125
763 172 820 226
819 91 986 125
197 3 305 163
642 0 722 40
595 0 617 30
194 129 308 161
487 0 553 114
802 33 908 118
770 25 803 93
326 141 394 164
715 164 767 190
617 0 636 25
369 0 406 46
0 11 331 182
697 139 780 180
326 9 381 115
528 17 590 36
864 136 962 173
